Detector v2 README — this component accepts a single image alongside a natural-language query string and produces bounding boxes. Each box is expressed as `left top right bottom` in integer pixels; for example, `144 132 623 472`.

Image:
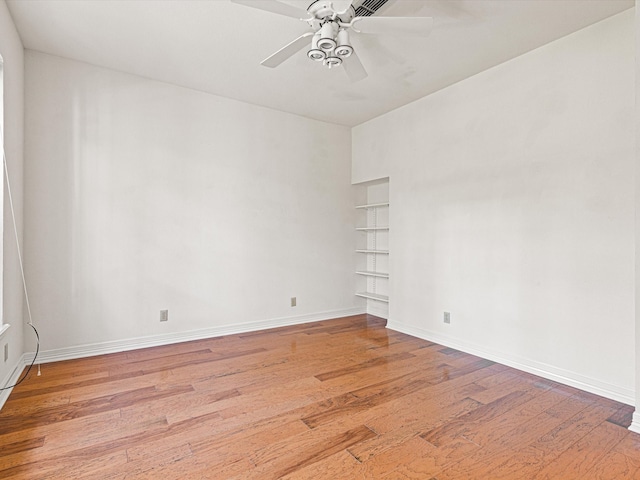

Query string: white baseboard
5 309 633 420
25 307 367 365
629 412 640 434
0 353 30 410
387 319 635 407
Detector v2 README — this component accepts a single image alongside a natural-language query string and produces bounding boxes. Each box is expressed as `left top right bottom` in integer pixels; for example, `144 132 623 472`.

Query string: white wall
0 0 25 396
632 1 640 431
24 51 358 356
353 10 635 404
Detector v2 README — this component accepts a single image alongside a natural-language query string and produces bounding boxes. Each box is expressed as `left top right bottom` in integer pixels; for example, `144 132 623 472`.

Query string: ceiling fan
231 0 433 82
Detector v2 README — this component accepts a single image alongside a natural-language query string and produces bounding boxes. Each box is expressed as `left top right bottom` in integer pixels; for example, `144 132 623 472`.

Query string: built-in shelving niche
354 178 389 319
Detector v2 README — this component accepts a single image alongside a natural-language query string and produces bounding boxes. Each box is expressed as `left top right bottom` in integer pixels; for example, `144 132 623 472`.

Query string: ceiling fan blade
343 51 368 83
351 16 434 36
261 32 314 68
231 0 308 19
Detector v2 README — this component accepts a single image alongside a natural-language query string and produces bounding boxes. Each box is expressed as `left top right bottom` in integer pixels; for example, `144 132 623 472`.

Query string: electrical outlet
160 310 169 322
4 344 8 362
291 297 297 307
444 312 451 324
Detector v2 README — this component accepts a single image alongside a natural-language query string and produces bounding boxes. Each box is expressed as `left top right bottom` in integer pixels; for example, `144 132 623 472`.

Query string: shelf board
356 226 389 231
356 292 389 303
355 202 389 210
356 270 389 278
356 249 389 254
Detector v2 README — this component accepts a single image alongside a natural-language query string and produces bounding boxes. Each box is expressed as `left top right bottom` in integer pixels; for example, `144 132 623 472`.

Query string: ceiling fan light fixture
308 49 326 61
323 55 342 69
335 29 353 58
307 32 326 61
318 21 338 51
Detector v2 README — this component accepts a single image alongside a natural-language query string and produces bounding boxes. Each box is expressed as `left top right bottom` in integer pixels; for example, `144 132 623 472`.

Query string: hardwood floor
0 314 637 479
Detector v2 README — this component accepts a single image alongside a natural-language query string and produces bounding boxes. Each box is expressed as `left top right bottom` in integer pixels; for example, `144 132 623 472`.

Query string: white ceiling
6 0 633 126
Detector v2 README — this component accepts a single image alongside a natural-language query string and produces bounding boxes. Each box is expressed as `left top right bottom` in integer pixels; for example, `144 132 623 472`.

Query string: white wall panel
354 11 635 403
24 52 357 351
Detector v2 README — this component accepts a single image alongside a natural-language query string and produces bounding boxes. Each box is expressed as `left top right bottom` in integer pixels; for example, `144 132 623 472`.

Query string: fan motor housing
307 1 355 27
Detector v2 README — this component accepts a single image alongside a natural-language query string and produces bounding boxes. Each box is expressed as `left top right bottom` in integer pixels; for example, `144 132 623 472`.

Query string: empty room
0 0 639 478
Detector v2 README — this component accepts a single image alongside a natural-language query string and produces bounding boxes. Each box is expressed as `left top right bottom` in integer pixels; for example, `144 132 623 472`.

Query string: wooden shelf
356 226 389 231
356 292 389 303
355 202 389 210
355 182 390 311
356 270 389 279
